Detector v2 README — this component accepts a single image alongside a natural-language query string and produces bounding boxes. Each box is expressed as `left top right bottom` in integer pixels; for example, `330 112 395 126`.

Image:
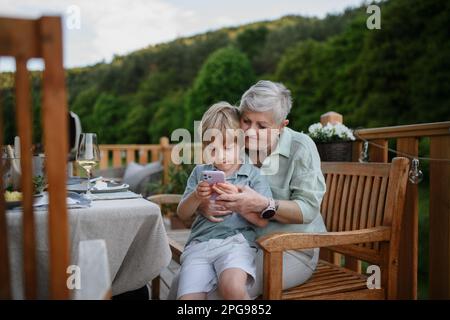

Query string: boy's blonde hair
200 102 240 144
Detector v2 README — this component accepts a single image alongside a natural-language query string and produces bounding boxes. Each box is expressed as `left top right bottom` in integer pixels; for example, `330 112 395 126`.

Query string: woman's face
240 111 286 154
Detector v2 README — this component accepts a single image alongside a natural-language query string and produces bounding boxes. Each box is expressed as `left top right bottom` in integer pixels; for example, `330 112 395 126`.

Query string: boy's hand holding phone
202 170 225 200
195 181 212 200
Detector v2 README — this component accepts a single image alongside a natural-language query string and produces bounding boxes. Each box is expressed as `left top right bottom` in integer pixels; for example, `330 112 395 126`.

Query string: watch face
261 209 276 219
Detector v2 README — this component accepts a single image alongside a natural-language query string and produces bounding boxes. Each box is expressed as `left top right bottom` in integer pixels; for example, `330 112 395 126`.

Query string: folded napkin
93 181 108 190
89 191 142 201
33 192 91 210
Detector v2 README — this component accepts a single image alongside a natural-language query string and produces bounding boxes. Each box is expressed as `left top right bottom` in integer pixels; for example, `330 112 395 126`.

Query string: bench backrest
320 157 410 298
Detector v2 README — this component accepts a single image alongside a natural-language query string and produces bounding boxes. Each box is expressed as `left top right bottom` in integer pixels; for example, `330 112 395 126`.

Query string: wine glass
76 133 100 198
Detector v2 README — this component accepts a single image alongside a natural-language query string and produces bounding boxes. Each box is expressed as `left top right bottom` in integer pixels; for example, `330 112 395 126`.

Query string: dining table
6 190 172 299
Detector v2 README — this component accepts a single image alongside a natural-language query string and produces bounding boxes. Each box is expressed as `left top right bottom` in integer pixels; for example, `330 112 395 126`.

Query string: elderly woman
169 80 326 299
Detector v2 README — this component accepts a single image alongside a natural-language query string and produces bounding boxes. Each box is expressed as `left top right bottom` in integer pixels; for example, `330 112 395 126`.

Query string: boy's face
203 134 242 171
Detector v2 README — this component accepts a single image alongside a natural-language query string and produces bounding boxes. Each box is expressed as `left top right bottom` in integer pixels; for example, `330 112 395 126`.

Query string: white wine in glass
76 133 100 198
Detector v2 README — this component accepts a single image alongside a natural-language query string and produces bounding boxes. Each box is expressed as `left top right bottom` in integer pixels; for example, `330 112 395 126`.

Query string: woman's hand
239 211 269 228
212 182 239 195
215 185 268 215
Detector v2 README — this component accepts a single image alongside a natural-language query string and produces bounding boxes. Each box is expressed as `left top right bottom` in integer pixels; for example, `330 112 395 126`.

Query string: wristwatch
260 198 276 220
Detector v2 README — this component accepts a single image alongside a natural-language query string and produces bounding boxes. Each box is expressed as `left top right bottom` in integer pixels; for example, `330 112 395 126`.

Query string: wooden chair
149 157 410 300
0 16 110 299
258 157 409 299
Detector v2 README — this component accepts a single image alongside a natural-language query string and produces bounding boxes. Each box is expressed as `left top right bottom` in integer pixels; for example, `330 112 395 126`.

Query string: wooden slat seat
281 261 384 300
158 230 384 300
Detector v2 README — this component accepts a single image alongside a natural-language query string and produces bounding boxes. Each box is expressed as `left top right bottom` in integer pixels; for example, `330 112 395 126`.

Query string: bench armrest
256 226 391 252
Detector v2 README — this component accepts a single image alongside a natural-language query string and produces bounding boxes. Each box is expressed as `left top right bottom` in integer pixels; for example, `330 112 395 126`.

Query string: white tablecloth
7 198 171 299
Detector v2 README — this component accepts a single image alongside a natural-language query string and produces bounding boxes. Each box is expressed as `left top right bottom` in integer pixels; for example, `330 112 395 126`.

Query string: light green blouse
255 127 327 237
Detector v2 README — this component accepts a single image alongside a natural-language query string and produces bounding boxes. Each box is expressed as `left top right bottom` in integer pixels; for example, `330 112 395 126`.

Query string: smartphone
202 170 225 200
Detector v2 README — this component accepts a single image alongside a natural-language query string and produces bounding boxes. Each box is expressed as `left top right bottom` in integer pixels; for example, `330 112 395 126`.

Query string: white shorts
177 233 257 299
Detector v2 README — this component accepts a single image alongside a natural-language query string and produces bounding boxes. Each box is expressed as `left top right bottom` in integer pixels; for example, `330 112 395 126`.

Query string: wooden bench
149 157 410 300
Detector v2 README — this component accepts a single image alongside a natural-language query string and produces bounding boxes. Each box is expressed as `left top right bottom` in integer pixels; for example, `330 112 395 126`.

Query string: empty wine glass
76 133 100 198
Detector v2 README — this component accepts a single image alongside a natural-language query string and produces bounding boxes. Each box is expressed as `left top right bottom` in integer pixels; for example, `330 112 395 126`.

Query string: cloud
0 0 197 68
0 0 366 70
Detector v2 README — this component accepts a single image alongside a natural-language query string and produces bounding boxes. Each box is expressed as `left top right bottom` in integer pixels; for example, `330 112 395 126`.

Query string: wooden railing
321 112 450 299
98 137 172 184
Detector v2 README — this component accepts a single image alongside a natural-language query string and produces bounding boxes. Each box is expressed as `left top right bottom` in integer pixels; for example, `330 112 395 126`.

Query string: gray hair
239 80 292 124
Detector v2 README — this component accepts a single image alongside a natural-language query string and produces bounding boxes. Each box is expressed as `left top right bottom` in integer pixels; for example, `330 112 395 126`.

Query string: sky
0 0 366 71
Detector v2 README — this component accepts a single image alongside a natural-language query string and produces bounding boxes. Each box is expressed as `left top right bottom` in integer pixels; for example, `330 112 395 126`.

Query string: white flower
323 122 334 135
348 132 356 140
308 122 322 134
334 123 346 136
307 121 355 142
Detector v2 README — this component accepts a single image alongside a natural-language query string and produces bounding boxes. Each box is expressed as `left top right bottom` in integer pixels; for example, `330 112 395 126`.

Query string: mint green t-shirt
255 127 327 238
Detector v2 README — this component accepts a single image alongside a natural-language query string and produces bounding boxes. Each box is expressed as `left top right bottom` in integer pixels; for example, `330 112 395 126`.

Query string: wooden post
396 138 419 299
320 112 343 266
99 148 108 169
160 137 171 185
126 149 134 164
151 148 159 162
365 137 388 271
352 141 363 162
263 251 283 299
139 148 148 164
15 57 37 299
369 139 389 163
320 111 343 126
40 16 70 299
112 150 121 168
0 93 11 299
151 276 160 300
429 135 450 299
320 112 362 271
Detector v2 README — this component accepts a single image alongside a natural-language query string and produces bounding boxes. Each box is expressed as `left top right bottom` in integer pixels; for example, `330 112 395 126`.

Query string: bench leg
151 276 160 300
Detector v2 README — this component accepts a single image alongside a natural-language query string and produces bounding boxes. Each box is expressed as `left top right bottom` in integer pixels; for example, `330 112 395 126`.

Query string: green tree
119 103 150 143
148 90 186 143
71 86 99 132
91 93 128 143
236 26 268 66
185 47 255 129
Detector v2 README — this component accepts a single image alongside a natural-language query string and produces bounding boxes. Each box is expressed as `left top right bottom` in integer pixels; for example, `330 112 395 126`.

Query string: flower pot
315 141 353 162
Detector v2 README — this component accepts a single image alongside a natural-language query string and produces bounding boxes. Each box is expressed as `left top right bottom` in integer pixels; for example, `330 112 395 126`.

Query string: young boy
176 102 273 300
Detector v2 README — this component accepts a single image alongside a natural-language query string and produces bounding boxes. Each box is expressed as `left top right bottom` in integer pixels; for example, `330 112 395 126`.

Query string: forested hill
1 0 449 144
